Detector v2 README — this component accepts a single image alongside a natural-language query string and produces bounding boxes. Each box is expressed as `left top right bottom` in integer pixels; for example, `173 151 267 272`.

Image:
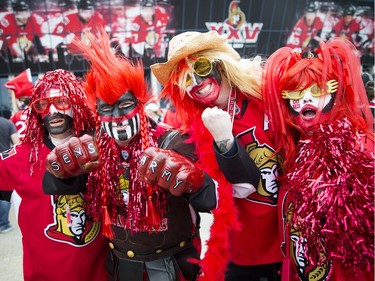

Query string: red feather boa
187 118 240 281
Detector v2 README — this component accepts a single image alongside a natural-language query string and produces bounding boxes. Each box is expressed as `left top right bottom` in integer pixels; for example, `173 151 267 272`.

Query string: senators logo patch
0 146 17 160
45 194 100 246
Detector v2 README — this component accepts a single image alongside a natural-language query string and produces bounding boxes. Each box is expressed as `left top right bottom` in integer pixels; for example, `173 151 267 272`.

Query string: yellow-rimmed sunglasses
185 57 213 87
281 80 338 100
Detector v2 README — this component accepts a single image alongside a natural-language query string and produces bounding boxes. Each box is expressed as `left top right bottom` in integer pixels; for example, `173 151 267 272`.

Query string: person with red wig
0 69 110 281
263 38 374 281
43 28 217 281
151 31 283 281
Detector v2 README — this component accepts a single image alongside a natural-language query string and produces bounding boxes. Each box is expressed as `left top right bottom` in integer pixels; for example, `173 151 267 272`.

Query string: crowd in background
0 2 374 281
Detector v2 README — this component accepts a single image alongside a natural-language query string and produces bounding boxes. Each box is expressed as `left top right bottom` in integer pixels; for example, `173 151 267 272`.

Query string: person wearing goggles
263 40 374 281
0 69 110 281
44 29 217 281
32 92 74 140
281 79 339 131
151 31 283 281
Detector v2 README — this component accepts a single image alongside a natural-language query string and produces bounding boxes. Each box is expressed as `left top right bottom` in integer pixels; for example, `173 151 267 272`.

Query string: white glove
202 107 234 153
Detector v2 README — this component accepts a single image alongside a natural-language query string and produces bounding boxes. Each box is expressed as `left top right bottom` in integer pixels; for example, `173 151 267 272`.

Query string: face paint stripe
134 114 139 134
104 122 114 139
129 115 136 136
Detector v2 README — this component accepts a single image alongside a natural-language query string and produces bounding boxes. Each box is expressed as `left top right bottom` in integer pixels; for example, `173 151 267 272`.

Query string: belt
109 239 193 262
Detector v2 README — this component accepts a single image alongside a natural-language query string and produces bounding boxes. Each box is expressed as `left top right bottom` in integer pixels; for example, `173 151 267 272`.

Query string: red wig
264 39 374 277
73 28 164 237
159 48 240 281
74 29 149 111
24 69 95 172
263 38 374 164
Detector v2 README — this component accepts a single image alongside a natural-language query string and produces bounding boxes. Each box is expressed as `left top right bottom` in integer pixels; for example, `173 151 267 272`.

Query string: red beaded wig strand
24 69 95 173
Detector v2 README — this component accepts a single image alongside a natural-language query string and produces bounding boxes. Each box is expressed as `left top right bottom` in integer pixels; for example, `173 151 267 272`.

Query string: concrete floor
0 204 213 281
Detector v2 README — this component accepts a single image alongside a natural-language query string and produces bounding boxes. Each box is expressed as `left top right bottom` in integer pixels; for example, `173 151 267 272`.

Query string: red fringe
102 206 114 239
145 184 162 231
285 118 374 276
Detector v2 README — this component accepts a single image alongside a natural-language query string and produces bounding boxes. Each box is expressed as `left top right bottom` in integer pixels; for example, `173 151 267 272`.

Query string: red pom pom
285 119 374 275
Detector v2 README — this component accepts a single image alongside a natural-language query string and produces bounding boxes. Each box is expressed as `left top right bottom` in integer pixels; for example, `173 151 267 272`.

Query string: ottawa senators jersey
131 7 169 48
333 18 360 44
9 109 28 140
0 141 109 281
227 92 283 265
43 9 106 52
0 12 45 57
286 16 323 52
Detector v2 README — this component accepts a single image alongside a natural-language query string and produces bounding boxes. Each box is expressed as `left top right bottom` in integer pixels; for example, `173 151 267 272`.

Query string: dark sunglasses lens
194 58 212 76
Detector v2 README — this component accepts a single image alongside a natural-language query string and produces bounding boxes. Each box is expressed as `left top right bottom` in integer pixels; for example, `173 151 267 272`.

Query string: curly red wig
24 69 95 170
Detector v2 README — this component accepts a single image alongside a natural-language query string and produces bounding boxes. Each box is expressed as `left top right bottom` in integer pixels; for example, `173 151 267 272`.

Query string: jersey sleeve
0 145 23 190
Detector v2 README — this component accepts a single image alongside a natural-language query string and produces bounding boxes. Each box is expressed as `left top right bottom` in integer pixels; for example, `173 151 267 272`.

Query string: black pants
107 246 200 281
225 262 282 281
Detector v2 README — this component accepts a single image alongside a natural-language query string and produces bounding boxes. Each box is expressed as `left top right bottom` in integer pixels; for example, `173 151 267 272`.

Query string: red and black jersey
286 16 323 52
9 109 28 140
226 93 283 265
0 12 45 57
0 139 109 281
333 18 360 44
131 7 169 48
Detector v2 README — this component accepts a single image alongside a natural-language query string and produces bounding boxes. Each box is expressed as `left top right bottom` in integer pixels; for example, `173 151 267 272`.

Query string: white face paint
288 87 332 132
47 88 73 118
42 88 74 139
102 114 141 145
97 92 141 145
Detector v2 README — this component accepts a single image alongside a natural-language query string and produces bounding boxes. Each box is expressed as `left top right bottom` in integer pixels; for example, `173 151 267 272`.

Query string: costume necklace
227 87 237 128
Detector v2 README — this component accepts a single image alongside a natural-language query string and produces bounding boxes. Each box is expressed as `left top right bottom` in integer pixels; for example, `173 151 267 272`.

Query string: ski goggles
186 57 213 87
281 80 338 100
32 96 72 114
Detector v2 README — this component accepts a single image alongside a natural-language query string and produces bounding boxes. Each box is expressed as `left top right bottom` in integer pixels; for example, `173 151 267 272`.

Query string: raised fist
138 147 205 196
46 134 100 178
202 107 234 152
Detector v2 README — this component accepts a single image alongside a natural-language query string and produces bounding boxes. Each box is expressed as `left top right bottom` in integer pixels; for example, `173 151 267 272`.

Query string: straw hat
151 31 241 86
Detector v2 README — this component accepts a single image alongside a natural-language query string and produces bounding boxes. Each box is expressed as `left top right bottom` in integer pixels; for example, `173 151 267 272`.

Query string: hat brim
151 31 240 86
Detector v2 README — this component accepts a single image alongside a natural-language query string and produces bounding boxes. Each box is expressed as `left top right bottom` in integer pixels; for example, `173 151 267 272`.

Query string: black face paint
191 62 222 85
43 113 73 136
97 92 138 119
97 92 141 142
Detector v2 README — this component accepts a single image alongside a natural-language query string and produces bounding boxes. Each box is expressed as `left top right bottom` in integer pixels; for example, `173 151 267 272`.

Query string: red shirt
0 142 109 281
43 10 106 53
333 18 360 44
131 7 169 48
0 12 45 57
9 109 28 140
286 16 323 52
229 93 283 265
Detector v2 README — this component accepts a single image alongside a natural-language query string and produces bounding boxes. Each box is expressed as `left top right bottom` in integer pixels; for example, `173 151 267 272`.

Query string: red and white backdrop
0 0 373 76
